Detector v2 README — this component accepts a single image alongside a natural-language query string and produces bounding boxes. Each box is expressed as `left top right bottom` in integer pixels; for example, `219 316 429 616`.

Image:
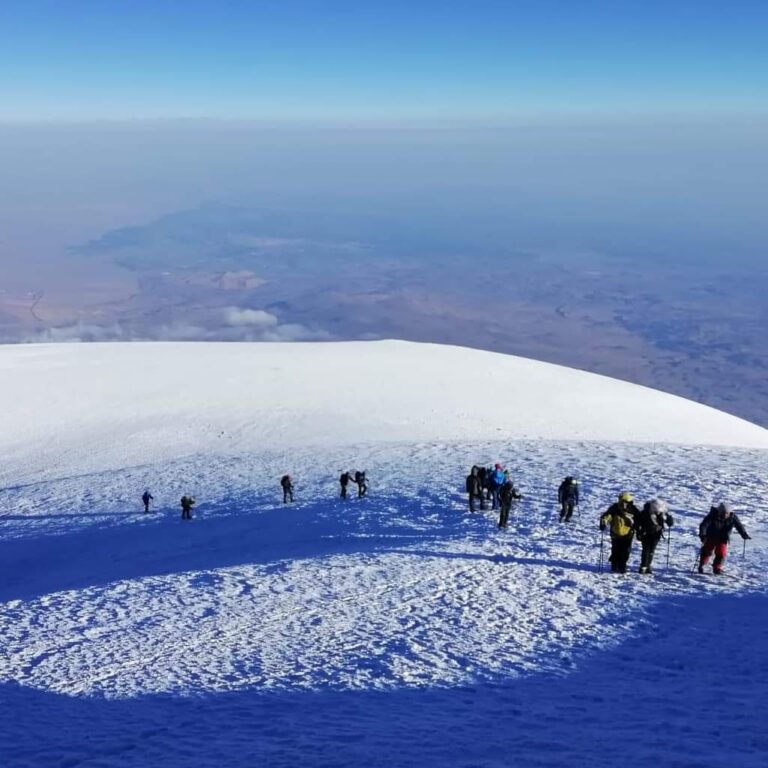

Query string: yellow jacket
600 503 638 538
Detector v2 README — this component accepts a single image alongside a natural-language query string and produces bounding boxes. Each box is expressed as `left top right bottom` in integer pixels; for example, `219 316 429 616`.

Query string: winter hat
717 502 733 516
648 499 668 515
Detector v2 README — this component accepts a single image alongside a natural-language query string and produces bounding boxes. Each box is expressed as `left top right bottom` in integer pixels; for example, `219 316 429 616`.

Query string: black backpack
638 505 663 536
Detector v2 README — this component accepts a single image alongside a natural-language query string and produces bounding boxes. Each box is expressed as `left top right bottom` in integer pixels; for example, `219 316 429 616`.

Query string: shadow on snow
1 590 767 768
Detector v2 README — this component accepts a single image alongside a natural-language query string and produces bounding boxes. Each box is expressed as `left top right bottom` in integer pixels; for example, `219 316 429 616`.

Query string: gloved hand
599 523 606 532
743 534 752 540
699 535 706 543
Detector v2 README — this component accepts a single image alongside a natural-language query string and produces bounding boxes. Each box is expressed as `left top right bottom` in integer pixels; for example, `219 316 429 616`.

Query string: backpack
638 505 663 538
281 475 291 488
499 481 518 503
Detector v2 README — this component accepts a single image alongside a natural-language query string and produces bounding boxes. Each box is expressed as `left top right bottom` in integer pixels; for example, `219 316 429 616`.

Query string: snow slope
1 340 766 485
0 341 767 768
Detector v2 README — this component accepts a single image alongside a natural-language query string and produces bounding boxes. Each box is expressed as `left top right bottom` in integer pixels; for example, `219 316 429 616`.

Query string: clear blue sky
1 0 767 121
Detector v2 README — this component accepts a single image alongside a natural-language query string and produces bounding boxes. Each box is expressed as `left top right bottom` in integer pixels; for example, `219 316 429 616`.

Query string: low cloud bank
24 307 332 344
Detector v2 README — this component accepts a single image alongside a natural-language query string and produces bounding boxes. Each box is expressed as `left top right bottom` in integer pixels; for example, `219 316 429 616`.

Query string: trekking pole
691 545 700 575
599 528 605 573
665 528 671 570
743 537 747 560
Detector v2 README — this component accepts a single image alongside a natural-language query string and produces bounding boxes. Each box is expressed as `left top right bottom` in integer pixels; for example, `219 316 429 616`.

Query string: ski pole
665 528 671 570
743 537 747 560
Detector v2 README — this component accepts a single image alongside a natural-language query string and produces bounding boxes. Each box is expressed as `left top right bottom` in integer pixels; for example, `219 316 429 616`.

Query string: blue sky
1 0 767 120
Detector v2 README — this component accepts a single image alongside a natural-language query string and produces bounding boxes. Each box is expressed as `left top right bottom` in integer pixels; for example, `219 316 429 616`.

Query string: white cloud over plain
23 308 331 344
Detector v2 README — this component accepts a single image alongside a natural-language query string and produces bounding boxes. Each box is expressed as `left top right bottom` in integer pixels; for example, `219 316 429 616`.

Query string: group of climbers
282 470 370 500
285 470 369 500
141 465 753 577
141 490 195 519
339 470 368 499
465 464 522 528
599 493 672 574
599 492 750 575
465 465 752 576
140 470 371 520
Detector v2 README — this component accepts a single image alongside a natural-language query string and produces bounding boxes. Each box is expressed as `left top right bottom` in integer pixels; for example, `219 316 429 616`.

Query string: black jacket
699 507 747 544
499 480 521 505
635 504 673 541
558 479 579 504
466 473 482 495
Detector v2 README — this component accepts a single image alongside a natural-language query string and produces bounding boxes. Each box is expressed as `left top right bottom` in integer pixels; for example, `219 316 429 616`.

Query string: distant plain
1 120 765 426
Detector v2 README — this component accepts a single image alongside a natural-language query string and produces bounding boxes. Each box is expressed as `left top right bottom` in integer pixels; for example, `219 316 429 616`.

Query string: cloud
22 307 332 344
24 322 129 343
221 306 331 341
222 307 279 328
261 323 330 342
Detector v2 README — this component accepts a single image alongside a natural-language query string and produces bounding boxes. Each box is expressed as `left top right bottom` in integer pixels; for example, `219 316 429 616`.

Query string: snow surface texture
1 341 767 767
1 341 767 486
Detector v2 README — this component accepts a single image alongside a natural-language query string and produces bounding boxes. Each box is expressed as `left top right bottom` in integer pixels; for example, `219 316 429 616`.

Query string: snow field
2 341 767 489
1 341 767 767
1 441 765 706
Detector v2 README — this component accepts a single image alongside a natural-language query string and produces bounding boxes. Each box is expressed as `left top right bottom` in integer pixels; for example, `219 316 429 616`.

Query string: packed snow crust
1 340 767 768
1 341 767 485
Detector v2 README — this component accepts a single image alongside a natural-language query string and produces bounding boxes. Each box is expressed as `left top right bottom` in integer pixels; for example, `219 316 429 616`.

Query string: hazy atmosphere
1 1 767 425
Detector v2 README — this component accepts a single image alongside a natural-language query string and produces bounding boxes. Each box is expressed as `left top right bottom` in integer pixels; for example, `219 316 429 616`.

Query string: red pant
700 539 728 572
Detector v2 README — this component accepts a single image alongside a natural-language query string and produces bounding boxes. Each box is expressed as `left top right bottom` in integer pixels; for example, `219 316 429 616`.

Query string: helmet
648 499 668 515
618 492 633 503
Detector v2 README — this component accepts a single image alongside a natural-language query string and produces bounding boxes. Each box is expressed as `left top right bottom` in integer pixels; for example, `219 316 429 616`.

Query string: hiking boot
697 565 704 574
638 566 647 574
